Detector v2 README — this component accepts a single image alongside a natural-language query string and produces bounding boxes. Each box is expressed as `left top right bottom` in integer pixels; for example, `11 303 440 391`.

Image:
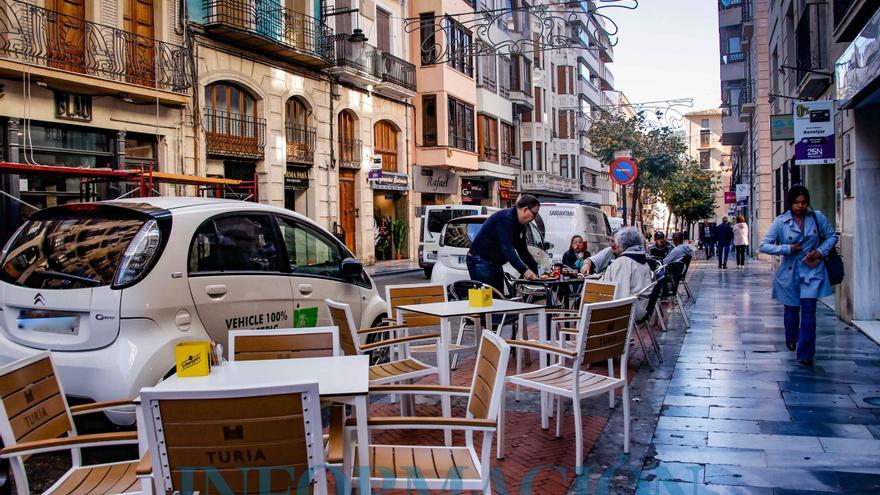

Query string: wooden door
338 169 357 254
124 0 155 85
377 9 391 53
47 0 86 73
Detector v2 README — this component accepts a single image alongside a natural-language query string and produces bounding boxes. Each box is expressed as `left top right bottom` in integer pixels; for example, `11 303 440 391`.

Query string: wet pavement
635 260 880 495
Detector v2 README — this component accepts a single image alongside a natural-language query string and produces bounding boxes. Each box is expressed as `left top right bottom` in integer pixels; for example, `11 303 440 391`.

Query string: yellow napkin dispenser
175 341 212 377
468 288 493 307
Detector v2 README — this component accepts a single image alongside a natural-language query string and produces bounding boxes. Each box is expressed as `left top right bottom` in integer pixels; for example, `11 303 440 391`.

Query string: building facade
683 109 733 223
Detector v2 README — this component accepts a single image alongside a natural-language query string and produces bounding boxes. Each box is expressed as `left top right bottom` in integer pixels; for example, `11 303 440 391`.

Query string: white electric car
0 198 387 424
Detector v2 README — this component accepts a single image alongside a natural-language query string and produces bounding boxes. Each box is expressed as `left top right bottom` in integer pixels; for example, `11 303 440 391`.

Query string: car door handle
298 284 313 295
205 285 227 297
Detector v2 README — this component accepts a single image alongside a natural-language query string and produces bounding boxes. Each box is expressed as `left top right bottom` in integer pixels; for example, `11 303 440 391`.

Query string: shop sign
370 171 409 191
371 155 383 170
498 179 516 200
462 180 489 200
836 7 880 108
413 166 457 194
735 183 750 201
55 92 92 122
367 169 383 180
794 100 835 165
770 114 794 141
724 191 736 204
285 167 310 190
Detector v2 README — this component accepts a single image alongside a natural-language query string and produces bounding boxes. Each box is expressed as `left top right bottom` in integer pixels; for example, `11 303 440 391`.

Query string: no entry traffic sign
610 157 639 186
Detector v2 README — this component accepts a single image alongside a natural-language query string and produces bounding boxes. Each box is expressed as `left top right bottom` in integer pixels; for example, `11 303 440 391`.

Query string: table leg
439 317 452 446
354 395 370 494
538 307 550 430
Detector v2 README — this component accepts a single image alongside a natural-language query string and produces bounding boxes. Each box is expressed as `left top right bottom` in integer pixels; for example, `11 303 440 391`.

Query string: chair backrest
447 280 487 301
385 283 446 327
141 382 327 495
681 254 693 276
0 352 74 451
665 261 686 296
324 299 361 356
465 331 511 422
575 280 620 315
574 297 637 370
639 280 664 324
229 327 341 361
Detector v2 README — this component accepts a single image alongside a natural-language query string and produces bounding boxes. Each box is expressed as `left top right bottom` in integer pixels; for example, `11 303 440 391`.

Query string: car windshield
441 221 484 248
1 212 146 289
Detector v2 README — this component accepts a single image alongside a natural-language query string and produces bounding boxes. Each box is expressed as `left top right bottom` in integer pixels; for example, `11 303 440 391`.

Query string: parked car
538 203 613 263
0 198 387 425
419 205 499 279
430 215 551 291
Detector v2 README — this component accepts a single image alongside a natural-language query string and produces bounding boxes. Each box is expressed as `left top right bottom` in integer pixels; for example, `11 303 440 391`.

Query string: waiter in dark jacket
467 195 541 293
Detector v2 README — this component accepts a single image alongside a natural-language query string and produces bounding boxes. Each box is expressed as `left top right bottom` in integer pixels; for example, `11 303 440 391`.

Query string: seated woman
601 227 653 320
562 235 591 271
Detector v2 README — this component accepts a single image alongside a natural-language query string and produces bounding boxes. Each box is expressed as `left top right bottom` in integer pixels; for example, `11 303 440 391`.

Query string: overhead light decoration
405 0 638 65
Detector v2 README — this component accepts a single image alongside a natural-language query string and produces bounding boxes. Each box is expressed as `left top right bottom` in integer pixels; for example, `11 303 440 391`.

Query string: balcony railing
480 145 499 163
739 80 755 107
718 0 743 9
203 0 334 65
501 151 519 166
521 170 579 194
381 52 416 91
0 0 192 93
286 124 316 164
721 52 745 64
334 36 381 78
338 138 362 167
205 110 266 159
741 0 753 22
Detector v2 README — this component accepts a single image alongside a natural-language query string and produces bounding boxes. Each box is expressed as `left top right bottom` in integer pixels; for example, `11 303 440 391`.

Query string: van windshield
441 221 483 248
427 209 480 234
1 212 146 289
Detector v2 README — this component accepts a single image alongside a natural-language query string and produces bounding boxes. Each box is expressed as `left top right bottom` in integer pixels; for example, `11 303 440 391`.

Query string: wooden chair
550 280 621 335
344 331 511 494
228 326 341 361
0 352 143 495
499 297 637 475
139 381 327 495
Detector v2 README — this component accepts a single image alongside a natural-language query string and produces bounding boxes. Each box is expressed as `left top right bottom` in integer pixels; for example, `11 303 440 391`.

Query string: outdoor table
135 355 371 493
394 299 552 438
513 277 586 309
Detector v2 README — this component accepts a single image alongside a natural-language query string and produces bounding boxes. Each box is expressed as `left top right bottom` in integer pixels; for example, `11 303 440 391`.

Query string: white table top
152 355 370 397
396 299 545 318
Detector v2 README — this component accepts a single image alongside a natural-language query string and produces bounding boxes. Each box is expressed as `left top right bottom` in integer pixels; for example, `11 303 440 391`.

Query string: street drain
863 396 880 406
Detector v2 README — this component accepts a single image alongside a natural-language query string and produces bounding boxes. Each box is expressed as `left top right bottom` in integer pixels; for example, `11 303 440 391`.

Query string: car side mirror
340 257 363 279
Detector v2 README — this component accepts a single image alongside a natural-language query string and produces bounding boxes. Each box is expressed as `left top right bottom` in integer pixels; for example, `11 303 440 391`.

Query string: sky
605 0 722 113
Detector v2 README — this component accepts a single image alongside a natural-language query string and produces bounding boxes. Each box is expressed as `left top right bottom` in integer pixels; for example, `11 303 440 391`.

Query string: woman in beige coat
732 215 749 268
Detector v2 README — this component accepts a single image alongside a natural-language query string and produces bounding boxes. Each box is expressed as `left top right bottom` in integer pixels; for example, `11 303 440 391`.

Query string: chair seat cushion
509 364 623 396
46 461 140 495
357 444 480 481
369 358 433 381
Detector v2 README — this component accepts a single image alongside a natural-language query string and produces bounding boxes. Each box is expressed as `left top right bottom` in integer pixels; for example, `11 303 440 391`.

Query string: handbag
808 212 844 286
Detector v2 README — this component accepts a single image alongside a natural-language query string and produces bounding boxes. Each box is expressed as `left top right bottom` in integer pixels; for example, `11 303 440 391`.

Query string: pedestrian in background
716 217 734 269
759 185 838 366
733 215 749 268
699 219 717 260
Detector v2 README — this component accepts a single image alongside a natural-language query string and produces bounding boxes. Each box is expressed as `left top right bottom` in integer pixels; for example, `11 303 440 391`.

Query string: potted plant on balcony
391 219 407 260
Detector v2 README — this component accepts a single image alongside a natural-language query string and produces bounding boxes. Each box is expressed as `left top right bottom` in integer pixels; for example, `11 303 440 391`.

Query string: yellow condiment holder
175 341 212 377
468 288 493 308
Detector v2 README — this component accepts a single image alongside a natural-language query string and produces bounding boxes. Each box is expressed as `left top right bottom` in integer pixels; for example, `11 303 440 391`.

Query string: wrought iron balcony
286 124 316 165
205 110 266 159
202 0 334 67
338 138 362 168
333 36 381 77
501 150 519 167
721 52 745 64
0 0 192 95
381 52 416 91
520 170 578 195
480 145 499 163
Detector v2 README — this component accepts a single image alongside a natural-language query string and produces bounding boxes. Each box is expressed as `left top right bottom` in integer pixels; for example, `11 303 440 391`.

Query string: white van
608 216 624 234
537 203 613 263
0 198 387 424
418 205 499 278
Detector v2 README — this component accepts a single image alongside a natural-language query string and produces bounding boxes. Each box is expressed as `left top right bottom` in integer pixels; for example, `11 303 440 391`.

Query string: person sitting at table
562 235 591 271
649 231 672 259
601 227 652 320
580 245 614 275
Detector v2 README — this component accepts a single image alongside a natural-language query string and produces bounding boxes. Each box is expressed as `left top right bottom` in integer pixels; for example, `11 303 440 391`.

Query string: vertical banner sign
794 101 835 165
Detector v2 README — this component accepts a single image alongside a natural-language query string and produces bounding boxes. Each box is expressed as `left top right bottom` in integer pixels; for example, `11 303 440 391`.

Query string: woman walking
732 215 749 268
759 186 838 366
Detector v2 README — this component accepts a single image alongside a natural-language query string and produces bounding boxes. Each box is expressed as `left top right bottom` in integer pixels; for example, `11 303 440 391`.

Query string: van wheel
423 266 433 279
365 317 391 366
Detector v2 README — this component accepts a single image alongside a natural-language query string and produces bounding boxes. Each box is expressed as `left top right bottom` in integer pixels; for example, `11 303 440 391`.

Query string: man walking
699 219 717 260
467 195 540 293
715 217 734 269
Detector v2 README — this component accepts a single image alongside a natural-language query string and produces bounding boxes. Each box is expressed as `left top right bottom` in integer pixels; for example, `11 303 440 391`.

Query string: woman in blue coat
759 186 838 366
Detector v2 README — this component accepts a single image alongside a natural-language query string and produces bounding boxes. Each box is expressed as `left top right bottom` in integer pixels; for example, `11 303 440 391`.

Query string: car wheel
424 266 433 279
365 317 391 366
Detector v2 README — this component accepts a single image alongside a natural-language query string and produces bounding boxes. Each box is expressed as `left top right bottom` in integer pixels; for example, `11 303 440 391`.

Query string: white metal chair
499 297 637 475
139 381 327 495
344 331 511 494
0 352 143 495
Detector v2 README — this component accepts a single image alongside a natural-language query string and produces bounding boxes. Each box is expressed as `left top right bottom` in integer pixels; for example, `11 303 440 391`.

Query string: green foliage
391 219 407 253
660 162 719 223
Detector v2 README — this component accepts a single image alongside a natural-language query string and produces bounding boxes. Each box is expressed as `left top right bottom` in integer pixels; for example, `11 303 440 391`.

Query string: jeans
718 243 730 267
784 298 817 360
466 254 505 295
735 245 747 266
703 240 715 259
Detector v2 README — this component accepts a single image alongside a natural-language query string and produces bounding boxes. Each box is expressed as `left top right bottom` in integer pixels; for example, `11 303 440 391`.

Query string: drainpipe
328 77 336 231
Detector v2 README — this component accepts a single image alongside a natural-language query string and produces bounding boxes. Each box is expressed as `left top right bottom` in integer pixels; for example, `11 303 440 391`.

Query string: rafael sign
413 166 457 195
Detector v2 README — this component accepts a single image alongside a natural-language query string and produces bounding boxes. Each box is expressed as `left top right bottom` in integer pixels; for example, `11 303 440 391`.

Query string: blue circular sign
611 157 639 185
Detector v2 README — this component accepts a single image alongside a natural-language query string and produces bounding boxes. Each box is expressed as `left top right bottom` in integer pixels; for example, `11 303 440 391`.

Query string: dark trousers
735 245 747 266
703 239 715 259
466 254 505 295
718 243 730 267
784 298 818 360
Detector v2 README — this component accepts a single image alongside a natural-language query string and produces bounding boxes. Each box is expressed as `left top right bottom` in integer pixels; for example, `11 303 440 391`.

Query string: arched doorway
371 120 408 261
337 110 359 255
285 96 314 215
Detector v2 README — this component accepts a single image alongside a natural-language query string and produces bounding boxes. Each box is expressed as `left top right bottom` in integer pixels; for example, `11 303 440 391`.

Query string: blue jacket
469 208 539 274
759 210 838 306
716 222 734 246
